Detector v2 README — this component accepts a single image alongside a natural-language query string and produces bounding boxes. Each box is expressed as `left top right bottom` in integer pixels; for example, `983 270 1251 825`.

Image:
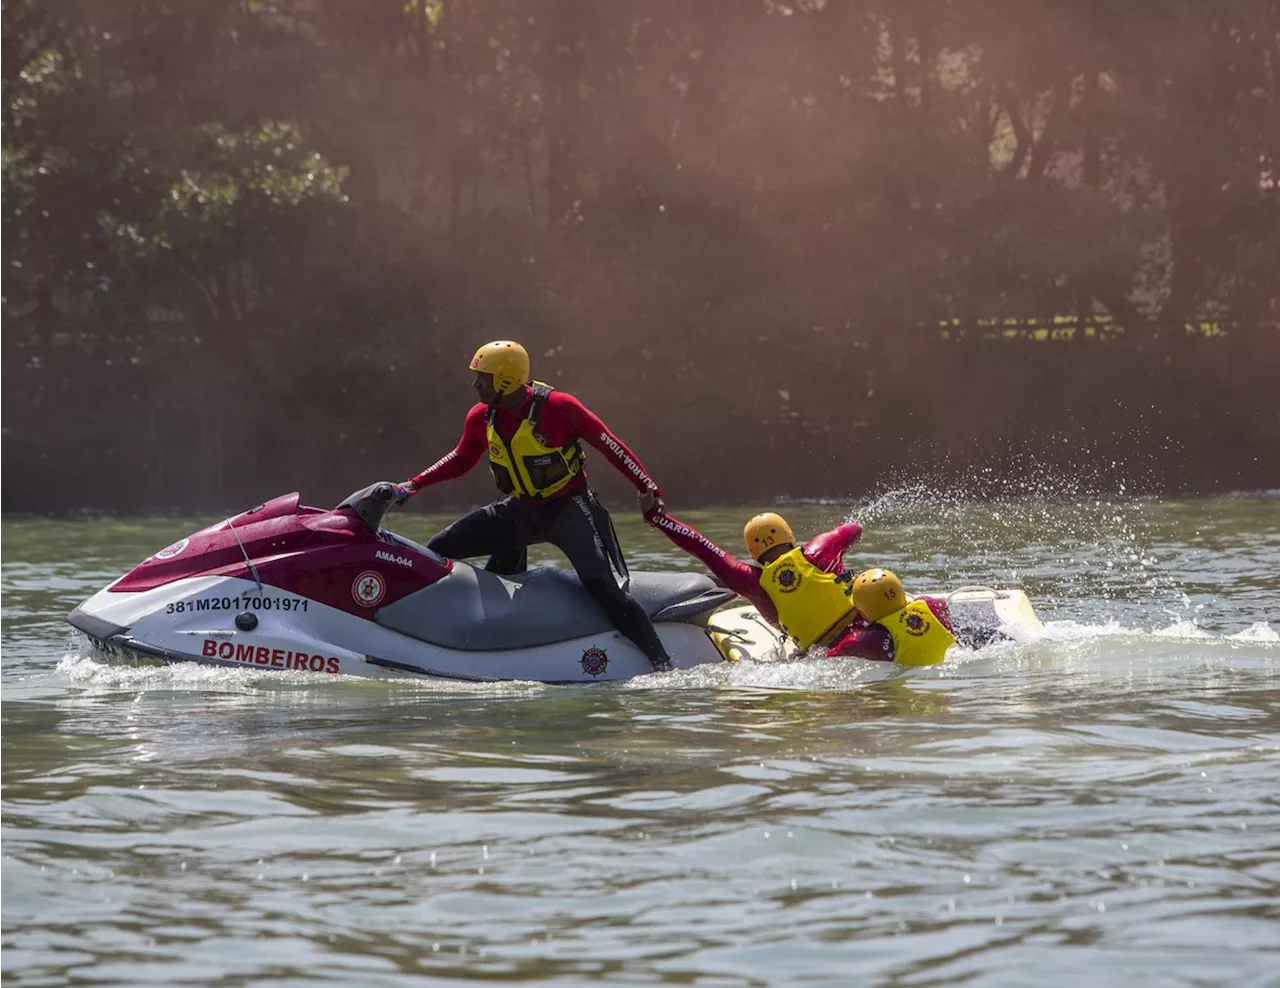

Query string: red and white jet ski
67 483 782 682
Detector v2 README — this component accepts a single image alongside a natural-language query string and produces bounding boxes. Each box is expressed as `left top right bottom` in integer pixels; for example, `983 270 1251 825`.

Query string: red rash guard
827 597 955 662
412 388 660 499
647 512 863 628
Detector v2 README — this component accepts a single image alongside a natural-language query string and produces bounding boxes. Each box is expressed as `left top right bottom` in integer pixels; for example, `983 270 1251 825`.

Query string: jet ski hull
69 575 779 682
68 577 1043 682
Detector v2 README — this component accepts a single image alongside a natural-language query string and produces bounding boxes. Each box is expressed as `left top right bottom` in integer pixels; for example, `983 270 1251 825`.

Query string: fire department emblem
774 562 802 593
580 646 608 676
900 609 930 637
154 537 189 560
351 570 387 607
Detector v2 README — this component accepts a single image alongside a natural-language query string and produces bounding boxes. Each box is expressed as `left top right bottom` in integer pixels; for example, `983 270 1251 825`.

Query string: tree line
3 0 1277 512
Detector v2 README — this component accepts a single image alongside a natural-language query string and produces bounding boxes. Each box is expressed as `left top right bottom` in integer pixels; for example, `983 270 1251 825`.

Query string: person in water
640 497 862 649
396 341 676 672
838 568 957 665
640 498 955 664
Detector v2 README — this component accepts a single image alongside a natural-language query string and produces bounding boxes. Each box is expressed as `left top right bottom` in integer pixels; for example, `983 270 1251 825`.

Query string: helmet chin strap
495 383 528 407
485 380 508 408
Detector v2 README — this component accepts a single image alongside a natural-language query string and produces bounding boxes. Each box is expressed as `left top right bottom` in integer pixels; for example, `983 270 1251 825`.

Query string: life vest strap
816 611 859 648
485 383 551 427
527 382 553 425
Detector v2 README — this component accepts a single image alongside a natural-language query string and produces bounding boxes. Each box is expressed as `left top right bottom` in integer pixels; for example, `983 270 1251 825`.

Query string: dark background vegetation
4 0 1278 513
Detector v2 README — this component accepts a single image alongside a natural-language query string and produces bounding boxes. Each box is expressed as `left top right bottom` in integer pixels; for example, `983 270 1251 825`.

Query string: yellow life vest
486 382 585 500
759 545 857 649
879 599 957 666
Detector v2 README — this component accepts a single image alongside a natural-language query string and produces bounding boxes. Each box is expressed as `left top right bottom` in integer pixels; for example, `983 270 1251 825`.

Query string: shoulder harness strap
527 383 554 426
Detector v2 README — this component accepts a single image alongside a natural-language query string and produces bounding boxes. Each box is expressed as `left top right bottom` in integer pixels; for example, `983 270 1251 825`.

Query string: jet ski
67 482 784 682
67 483 1043 682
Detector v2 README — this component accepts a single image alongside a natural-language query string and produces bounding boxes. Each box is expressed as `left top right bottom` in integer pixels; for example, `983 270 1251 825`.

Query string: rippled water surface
3 494 1278 986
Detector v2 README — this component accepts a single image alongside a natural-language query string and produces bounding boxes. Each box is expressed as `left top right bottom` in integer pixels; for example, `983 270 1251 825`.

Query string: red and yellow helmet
469 341 530 395
853 568 905 622
743 512 796 561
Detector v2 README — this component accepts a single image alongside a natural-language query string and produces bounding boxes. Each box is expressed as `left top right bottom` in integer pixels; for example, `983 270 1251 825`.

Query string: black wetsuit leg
426 498 529 575
484 545 529 576
548 490 673 668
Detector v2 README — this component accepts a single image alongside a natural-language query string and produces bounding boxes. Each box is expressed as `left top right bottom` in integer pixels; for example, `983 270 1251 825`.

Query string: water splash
56 651 330 691
1228 622 1279 643
803 451 1185 625
1151 619 1216 640
55 648 547 696
56 617 1276 700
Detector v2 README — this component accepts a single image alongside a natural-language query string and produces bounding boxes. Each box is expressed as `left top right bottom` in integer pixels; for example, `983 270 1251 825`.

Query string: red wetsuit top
412 387 660 500
827 597 955 662
645 510 863 628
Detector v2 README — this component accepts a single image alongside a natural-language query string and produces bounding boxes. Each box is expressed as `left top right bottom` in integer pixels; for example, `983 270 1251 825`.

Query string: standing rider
397 341 676 672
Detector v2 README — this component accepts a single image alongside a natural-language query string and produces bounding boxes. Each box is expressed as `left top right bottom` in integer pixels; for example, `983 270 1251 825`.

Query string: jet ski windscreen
337 482 398 531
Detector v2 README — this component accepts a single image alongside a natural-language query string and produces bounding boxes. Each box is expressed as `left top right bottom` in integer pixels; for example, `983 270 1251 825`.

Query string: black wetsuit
426 490 672 667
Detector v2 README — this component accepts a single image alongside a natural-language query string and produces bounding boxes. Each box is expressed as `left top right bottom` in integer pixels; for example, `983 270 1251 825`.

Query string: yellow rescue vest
759 545 857 649
879 599 957 666
486 382 585 500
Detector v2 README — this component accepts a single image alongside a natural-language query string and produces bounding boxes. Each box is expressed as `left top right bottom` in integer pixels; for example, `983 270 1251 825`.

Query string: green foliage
2 0 1277 509
5 0 1276 334
106 121 347 263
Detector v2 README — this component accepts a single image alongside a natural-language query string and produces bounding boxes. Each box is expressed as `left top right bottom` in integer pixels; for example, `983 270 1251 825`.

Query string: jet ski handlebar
336 481 399 531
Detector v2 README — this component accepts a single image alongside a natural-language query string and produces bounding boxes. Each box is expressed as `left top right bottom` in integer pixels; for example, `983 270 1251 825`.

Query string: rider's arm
557 392 661 494
803 522 863 573
646 510 779 625
410 404 488 488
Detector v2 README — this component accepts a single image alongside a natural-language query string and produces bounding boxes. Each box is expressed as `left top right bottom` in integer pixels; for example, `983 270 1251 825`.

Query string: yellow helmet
469 341 530 395
853 568 906 623
743 512 795 561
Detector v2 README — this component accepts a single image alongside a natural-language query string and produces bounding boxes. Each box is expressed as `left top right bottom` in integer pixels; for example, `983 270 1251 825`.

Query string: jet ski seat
374 564 734 651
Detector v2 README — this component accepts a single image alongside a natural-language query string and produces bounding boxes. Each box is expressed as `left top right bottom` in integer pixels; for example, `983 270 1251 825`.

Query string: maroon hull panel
108 491 452 618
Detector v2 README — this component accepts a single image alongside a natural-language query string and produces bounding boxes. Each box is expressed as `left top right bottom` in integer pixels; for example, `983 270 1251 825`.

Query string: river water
3 493 1278 986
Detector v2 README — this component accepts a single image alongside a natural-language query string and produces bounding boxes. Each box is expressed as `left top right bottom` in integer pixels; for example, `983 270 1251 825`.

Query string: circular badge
900 610 930 637
351 570 387 607
154 537 190 560
580 646 608 676
774 562 802 594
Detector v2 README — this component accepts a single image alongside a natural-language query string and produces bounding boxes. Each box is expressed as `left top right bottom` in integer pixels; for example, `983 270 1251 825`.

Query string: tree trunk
1000 97 1031 179
891 10 910 108
1077 70 1099 340
1160 178 1200 341
1027 79 1068 178
545 1 583 224
917 15 934 117
469 75 481 219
